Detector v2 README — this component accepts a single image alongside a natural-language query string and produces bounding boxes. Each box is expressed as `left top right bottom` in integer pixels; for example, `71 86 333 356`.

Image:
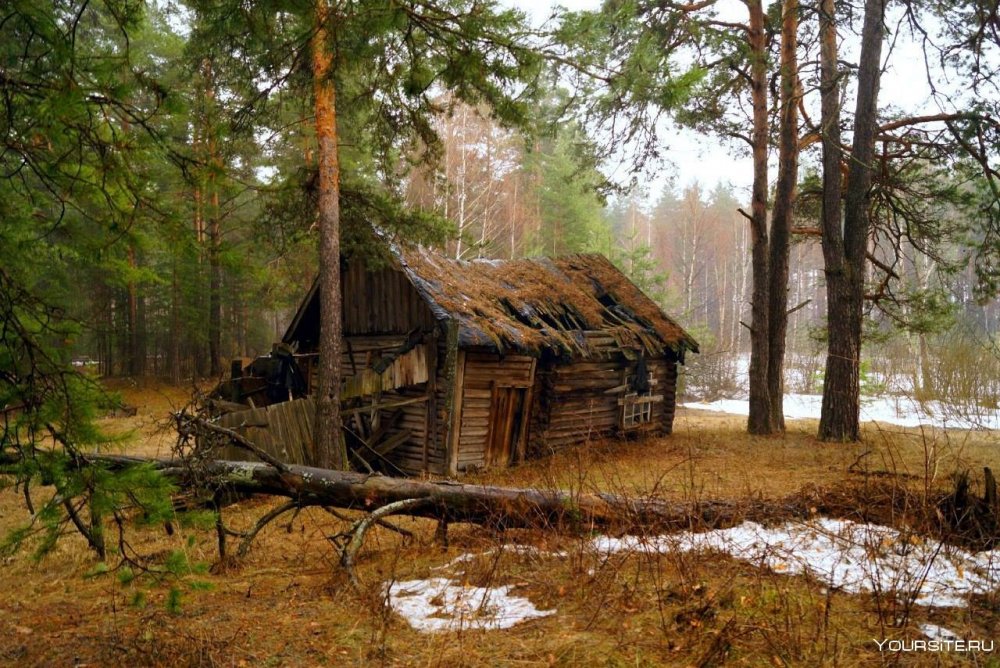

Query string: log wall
372 334 449 476
662 359 678 434
285 264 437 354
528 355 677 456
343 262 437 336
453 352 535 472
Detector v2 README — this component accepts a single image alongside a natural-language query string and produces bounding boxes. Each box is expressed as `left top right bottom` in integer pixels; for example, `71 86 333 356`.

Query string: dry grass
1 383 997 666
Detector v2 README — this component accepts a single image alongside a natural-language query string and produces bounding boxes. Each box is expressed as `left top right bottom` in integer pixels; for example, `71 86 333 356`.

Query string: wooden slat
448 350 466 475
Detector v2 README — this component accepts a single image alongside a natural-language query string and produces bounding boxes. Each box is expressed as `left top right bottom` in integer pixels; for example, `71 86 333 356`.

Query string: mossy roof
395 246 698 359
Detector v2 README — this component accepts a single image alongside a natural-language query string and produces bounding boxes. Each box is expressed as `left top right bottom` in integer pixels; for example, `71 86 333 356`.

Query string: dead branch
337 498 426 588
786 299 812 317
865 252 900 280
237 500 300 558
187 415 290 474
322 506 413 539
63 497 105 559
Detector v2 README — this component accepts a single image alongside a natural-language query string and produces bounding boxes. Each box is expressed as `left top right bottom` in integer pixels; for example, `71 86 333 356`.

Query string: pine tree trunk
819 274 861 440
817 0 845 439
99 286 113 377
746 0 773 435
766 0 800 432
818 0 884 441
205 59 223 378
209 186 222 377
136 280 147 377
126 246 141 377
168 259 181 384
312 0 347 470
192 123 207 378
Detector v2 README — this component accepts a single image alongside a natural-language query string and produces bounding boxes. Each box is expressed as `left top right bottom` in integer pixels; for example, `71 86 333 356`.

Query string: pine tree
187 0 542 467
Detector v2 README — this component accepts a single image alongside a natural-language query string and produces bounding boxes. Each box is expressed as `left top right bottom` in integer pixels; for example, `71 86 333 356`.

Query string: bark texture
746 0 772 435
312 0 347 469
87 454 809 532
766 0 800 432
818 0 885 441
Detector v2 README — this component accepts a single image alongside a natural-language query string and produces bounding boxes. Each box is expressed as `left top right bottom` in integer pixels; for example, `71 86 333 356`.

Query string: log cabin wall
368 334 450 475
662 359 678 434
286 262 437 355
528 355 676 456
281 263 447 474
343 261 437 336
451 351 536 473
340 264 442 474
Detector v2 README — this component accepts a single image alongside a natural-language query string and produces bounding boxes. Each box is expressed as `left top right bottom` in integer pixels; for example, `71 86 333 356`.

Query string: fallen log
73 454 809 533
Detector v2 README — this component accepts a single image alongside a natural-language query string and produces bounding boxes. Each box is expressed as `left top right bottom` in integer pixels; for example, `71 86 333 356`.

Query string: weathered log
73 454 807 533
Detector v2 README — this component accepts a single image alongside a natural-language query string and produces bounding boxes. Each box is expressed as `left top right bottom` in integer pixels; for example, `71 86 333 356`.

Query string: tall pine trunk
168 258 182 384
766 0 800 431
818 0 885 441
313 0 348 470
192 96 207 378
208 184 222 377
746 0 773 435
126 245 143 377
204 59 223 378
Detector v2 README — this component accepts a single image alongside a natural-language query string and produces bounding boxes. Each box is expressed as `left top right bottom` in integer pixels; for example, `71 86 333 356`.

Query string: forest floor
0 381 998 667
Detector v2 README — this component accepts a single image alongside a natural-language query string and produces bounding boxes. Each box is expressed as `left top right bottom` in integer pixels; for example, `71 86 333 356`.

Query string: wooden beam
422 336 438 473
515 358 537 464
340 395 427 417
372 430 411 457
448 350 466 476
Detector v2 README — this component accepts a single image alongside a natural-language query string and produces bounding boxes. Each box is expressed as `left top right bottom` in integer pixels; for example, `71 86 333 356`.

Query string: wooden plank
448 349 466 476
546 411 619 424
462 360 534 371
515 358 536 463
341 395 427 417
617 394 664 406
422 337 438 473
372 429 411 457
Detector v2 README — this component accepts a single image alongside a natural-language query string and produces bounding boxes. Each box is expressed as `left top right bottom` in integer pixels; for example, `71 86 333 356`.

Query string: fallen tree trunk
79 454 808 533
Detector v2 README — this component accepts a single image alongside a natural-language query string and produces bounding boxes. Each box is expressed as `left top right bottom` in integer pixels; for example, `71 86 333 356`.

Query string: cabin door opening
486 385 527 468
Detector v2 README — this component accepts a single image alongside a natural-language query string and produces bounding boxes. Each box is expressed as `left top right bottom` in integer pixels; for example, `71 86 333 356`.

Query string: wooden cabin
217 245 698 476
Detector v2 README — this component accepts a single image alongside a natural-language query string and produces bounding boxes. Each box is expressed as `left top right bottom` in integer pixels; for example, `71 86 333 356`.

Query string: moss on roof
396 246 698 357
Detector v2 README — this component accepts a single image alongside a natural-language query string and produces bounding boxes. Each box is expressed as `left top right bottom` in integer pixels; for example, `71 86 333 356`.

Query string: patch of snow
591 518 1000 608
429 553 481 571
430 545 568 572
385 578 555 632
920 623 961 641
682 393 1000 430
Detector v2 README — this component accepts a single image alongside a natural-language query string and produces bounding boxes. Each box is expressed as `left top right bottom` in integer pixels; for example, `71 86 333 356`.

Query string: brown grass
0 383 997 666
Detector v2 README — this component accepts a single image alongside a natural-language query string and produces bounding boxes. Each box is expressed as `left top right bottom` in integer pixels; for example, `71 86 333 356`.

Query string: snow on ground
682 393 1000 430
591 518 1000 608
920 623 961 640
385 578 555 632
429 545 568 572
386 544 567 632
386 518 998 632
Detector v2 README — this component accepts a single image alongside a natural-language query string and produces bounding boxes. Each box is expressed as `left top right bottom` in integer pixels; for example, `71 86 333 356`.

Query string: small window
619 369 657 430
